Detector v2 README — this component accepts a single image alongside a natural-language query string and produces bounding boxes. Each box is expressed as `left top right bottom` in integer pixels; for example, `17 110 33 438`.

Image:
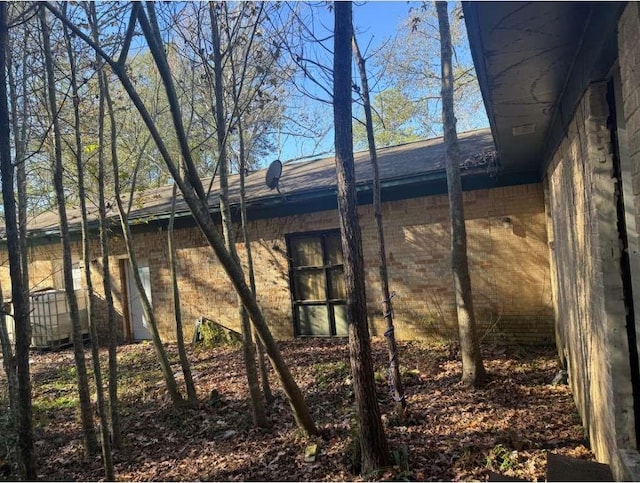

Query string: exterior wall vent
512 123 536 136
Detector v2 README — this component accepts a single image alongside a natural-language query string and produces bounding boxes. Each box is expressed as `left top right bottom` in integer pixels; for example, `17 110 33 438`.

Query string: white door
126 262 152 341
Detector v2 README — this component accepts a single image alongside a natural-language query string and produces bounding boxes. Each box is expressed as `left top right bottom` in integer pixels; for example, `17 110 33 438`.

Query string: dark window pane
293 269 326 301
291 237 323 267
328 267 345 299
333 304 348 336
326 233 343 265
297 305 330 336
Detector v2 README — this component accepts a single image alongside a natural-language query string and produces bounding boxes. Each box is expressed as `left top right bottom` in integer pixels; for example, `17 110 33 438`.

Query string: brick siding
544 77 636 477
0 183 553 346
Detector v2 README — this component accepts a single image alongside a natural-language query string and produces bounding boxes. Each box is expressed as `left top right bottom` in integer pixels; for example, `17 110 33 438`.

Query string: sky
353 1 419 43
275 1 422 163
274 1 489 164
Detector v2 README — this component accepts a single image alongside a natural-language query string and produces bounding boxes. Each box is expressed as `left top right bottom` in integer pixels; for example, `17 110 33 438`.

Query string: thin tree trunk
436 1 486 388
334 4 391 475
168 183 198 405
7 29 29 306
207 3 267 428
352 34 406 417
40 6 98 457
9 45 30 455
5 10 26 442
238 121 273 404
0 5 34 476
46 2 318 436
0 283 18 451
102 63 185 409
0 282 17 409
62 14 114 479
87 2 121 449
6 16 31 476
222 2 273 405
254 328 272 404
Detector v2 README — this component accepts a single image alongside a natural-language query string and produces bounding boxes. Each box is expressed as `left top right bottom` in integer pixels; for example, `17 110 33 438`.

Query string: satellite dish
265 159 282 190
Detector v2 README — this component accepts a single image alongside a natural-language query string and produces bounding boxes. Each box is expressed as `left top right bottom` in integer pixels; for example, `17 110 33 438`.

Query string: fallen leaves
9 339 594 481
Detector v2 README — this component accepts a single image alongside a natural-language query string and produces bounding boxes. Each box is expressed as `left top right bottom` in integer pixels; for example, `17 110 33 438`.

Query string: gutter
10 164 498 244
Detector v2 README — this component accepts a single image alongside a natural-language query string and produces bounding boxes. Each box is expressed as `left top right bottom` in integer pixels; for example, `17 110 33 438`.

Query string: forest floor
1 338 592 481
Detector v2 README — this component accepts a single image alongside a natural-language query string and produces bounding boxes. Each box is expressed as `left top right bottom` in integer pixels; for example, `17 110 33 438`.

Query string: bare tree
436 0 486 387
237 119 273 404
40 5 98 456
103 52 186 408
214 1 278 405
2 6 30 458
62 6 114 476
6 7 30 305
333 3 391 475
352 34 406 416
0 4 34 476
46 1 317 436
86 1 121 449
205 2 267 427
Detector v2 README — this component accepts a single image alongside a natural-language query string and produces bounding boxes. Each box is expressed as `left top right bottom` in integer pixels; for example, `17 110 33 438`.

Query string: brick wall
544 79 636 477
619 3 640 236
0 183 553 346
617 3 640 478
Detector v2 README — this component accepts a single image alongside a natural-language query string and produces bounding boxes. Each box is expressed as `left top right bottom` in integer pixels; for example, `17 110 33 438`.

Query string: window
52 260 82 290
71 263 82 290
287 230 347 336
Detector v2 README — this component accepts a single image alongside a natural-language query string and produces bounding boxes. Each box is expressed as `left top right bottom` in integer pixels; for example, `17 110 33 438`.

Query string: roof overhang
463 2 624 177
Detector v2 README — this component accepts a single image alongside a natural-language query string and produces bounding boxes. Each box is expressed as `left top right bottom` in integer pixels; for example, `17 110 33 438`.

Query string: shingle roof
24 128 496 235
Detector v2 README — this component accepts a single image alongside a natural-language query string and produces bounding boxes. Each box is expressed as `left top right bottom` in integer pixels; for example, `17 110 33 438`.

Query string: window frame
286 229 347 337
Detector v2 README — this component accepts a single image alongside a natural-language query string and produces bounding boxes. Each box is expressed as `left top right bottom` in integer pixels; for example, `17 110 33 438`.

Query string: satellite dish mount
265 159 287 202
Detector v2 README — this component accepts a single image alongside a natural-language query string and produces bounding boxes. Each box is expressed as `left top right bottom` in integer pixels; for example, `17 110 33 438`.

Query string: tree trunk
102 66 185 409
4 14 27 448
0 283 18 455
40 6 98 457
334 4 391 475
352 34 406 417
0 283 17 409
436 0 486 388
208 3 267 428
87 2 121 449
238 120 273 404
168 183 198 405
62 14 115 478
7 27 29 311
0 5 34 476
9 42 30 455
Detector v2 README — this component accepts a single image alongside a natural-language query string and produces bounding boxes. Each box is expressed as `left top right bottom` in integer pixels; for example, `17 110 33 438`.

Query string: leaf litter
13 338 592 481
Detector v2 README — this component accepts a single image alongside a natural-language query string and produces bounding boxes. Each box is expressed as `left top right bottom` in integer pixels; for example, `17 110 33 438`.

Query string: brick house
463 1 640 479
0 128 553 346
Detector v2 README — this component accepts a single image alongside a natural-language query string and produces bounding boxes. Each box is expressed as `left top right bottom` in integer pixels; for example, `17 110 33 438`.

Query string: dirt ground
4 338 592 481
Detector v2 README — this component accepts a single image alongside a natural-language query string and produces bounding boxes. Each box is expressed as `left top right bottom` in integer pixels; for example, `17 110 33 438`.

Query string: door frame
120 258 153 341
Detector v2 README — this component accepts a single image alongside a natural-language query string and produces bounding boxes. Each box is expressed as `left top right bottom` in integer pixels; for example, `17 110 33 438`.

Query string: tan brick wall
0 238 131 344
0 183 553 346
545 79 636 476
616 4 640 478
619 3 640 238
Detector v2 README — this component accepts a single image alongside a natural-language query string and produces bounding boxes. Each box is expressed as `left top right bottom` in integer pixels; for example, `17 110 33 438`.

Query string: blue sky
353 1 418 43
274 1 488 164
274 2 421 163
